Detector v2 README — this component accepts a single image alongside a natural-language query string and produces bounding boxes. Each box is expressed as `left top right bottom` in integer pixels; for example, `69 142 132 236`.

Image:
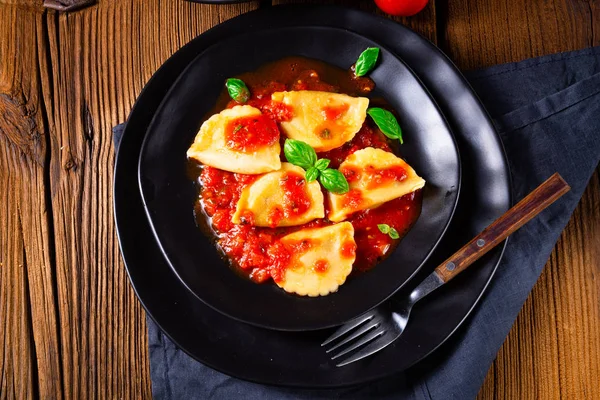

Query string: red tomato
374 0 429 16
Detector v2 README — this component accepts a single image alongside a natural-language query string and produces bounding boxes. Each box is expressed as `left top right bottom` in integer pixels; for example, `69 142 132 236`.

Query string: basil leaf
319 168 350 194
305 167 319 183
377 224 390 234
355 47 380 77
284 139 317 170
315 158 330 171
226 78 250 103
389 228 400 239
367 107 403 144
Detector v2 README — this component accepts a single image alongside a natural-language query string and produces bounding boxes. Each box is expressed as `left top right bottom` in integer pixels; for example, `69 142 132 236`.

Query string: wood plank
440 1 600 398
476 171 600 399
435 174 570 283
0 0 43 8
0 5 63 400
41 0 259 398
444 0 599 70
477 171 600 400
271 0 438 43
0 178 34 400
1 0 598 398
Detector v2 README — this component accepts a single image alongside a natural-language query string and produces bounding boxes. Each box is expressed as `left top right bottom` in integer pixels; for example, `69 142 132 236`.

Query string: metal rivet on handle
446 262 456 271
477 239 485 247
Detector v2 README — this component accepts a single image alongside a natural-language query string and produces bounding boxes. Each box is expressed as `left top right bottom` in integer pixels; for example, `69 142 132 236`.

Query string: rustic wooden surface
0 0 598 398
436 174 571 284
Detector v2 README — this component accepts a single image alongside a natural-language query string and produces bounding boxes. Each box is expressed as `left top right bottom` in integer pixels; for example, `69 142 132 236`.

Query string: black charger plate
115 5 510 387
138 27 460 331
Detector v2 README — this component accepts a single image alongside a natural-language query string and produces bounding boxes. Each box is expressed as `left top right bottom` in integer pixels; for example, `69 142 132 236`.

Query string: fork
322 173 570 367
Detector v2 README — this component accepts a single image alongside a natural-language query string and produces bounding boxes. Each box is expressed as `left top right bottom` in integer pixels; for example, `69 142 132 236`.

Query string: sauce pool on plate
187 56 423 290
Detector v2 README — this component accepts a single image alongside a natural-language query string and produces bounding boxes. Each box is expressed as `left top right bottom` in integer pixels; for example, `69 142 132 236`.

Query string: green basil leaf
305 167 319 182
284 139 317 170
377 224 390 234
389 228 400 239
319 168 350 194
367 107 403 144
225 78 250 103
355 47 380 77
315 158 330 171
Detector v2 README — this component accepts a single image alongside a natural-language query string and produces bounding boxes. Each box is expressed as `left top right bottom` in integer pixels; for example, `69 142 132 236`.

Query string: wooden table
0 0 598 398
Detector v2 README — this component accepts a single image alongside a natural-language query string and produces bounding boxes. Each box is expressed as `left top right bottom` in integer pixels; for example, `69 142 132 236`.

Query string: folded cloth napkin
113 46 600 399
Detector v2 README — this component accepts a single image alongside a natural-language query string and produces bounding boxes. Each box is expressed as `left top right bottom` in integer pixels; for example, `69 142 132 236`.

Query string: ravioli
187 105 281 174
328 147 426 222
232 163 324 228
277 222 356 296
271 91 369 151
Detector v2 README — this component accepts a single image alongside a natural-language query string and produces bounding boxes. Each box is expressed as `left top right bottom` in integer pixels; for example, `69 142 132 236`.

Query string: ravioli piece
328 147 426 222
187 105 281 174
271 91 369 151
232 163 324 228
277 222 356 296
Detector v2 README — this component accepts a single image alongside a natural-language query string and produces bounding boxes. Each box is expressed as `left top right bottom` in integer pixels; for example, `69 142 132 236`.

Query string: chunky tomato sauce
347 191 421 272
190 57 422 283
280 172 312 218
225 115 279 152
318 124 391 169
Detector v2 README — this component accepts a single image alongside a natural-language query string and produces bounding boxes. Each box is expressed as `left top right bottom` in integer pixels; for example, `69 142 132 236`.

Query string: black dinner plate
114 5 510 387
137 26 460 331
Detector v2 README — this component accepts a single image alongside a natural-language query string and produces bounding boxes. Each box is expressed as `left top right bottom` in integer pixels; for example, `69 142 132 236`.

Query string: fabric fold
494 71 600 133
113 46 600 400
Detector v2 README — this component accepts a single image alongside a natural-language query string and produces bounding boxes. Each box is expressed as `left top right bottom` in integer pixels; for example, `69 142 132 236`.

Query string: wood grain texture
0 0 598 399
437 174 570 282
476 170 600 400
1 1 257 399
444 0 600 70
272 0 438 43
0 0 43 8
42 2 258 398
0 5 63 400
441 1 600 398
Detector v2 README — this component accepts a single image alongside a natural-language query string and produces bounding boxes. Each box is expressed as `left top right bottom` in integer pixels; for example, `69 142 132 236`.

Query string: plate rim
114 4 511 388
135 24 462 331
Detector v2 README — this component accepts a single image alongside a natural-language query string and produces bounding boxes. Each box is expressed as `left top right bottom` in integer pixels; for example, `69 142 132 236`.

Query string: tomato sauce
281 171 312 218
225 114 279 152
318 124 392 169
314 259 329 273
340 164 408 190
189 57 422 284
365 165 408 189
322 103 350 120
250 99 294 122
341 189 364 212
347 191 421 272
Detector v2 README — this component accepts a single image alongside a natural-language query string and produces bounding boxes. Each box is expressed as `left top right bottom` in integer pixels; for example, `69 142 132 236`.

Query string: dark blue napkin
113 46 600 399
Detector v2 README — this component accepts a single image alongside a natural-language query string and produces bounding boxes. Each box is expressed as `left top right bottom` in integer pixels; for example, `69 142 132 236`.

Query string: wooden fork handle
434 173 570 283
